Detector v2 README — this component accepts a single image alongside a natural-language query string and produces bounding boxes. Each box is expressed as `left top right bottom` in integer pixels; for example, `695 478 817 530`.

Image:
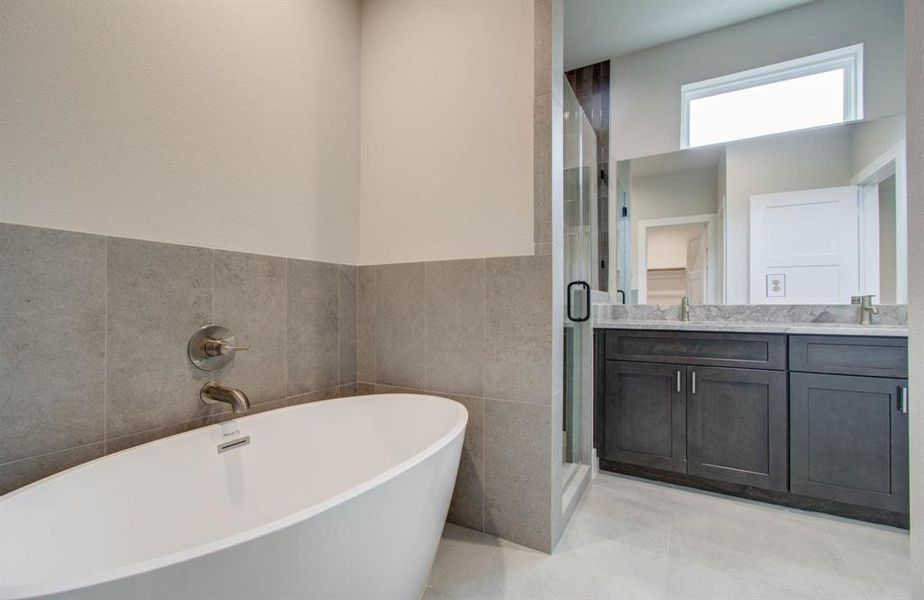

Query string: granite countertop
592 303 908 337
593 319 908 337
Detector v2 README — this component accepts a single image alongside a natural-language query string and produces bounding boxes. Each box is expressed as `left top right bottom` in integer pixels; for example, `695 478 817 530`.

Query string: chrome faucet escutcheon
188 325 250 371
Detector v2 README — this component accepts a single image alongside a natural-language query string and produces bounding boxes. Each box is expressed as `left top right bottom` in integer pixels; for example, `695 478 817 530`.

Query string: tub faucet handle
188 325 249 371
203 339 250 357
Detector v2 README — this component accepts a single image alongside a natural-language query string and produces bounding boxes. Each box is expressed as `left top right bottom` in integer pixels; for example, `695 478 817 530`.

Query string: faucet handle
188 325 249 371
221 344 250 354
204 339 250 357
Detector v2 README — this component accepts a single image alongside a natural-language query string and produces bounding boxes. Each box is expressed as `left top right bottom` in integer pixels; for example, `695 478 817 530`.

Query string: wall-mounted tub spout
200 382 251 414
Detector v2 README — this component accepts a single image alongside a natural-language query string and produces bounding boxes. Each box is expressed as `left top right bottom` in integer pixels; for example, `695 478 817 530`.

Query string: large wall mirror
620 113 907 305
564 0 907 306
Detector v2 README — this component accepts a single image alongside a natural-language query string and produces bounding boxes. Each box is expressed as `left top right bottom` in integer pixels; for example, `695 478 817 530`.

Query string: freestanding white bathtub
0 394 466 600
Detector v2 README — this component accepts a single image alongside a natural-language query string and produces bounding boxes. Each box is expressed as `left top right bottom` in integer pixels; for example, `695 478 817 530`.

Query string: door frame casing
850 141 908 303
637 213 718 304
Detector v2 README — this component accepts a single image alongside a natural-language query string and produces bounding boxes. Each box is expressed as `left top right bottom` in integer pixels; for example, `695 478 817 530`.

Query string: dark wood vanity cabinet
790 372 908 512
596 329 909 525
599 330 789 491
601 361 686 473
787 332 910 513
686 366 788 491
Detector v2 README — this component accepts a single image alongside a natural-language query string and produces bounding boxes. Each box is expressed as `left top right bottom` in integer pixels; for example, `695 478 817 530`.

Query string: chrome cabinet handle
676 370 681 393
898 386 908 414
691 371 696 395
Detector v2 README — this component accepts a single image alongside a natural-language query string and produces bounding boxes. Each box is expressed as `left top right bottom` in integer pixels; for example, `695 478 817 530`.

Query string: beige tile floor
425 473 912 599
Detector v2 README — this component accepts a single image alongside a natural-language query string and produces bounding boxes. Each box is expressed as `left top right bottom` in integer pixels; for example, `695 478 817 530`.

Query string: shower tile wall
356 256 554 551
0 223 358 494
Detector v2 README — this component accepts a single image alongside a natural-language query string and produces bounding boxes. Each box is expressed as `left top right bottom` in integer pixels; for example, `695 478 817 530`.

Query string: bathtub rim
0 393 467 600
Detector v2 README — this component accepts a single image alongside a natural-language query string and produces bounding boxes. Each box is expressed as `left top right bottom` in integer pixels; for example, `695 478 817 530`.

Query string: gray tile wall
357 255 555 551
1 224 559 553
0 223 358 494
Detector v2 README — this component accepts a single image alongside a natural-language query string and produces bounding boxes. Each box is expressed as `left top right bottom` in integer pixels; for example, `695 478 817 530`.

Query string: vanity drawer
789 336 908 378
604 329 786 370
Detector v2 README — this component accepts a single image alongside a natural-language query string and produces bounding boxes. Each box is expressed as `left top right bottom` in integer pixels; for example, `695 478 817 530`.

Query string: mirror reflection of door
686 231 707 304
749 186 860 304
645 222 708 305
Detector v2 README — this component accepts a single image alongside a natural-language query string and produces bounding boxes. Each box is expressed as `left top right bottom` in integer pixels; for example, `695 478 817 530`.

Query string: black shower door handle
567 281 591 322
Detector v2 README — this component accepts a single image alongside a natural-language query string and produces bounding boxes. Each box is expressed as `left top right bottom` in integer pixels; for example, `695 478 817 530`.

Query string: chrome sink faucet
200 382 251 414
859 294 879 326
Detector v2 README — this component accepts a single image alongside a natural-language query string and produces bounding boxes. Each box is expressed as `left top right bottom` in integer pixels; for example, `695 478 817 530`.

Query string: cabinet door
687 366 788 491
602 361 686 473
790 373 909 512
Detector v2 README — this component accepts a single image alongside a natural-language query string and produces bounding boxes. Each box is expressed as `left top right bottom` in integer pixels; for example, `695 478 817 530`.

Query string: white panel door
749 186 859 304
686 231 707 304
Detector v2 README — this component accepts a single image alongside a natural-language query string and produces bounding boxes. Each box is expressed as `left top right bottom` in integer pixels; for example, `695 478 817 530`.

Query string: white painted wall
850 114 908 174
724 125 853 303
630 166 717 288
609 0 905 161
358 0 535 265
904 1 923 595
0 0 361 264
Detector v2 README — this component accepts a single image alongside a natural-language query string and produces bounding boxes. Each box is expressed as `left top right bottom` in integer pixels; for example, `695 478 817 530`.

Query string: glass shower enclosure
562 80 598 488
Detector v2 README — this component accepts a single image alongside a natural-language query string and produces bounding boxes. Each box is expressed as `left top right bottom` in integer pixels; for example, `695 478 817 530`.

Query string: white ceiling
564 0 815 70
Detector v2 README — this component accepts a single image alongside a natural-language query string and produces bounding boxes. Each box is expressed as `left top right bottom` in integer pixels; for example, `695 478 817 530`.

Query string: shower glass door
562 80 597 485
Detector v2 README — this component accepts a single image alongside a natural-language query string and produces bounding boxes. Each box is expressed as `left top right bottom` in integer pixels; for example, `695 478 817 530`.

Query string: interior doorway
637 214 717 304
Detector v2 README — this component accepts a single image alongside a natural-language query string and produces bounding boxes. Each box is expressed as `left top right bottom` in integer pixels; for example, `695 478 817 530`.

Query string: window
681 44 863 148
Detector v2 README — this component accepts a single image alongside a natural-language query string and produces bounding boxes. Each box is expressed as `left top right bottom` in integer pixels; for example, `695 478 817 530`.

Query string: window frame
680 44 864 149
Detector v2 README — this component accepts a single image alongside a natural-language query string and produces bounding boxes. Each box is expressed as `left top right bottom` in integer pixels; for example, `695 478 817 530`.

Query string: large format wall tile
446 394 485 531
0 442 105 495
485 255 552 404
339 265 357 384
534 93 553 249
484 398 552 552
357 266 377 383
3 223 556 555
1 225 360 494
213 250 287 405
0 224 106 463
425 259 486 397
287 259 340 395
106 237 213 437
376 263 426 389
